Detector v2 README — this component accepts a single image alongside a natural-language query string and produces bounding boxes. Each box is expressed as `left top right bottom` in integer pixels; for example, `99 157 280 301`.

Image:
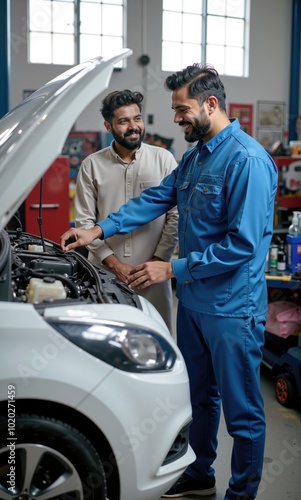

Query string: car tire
0 414 107 500
275 373 295 407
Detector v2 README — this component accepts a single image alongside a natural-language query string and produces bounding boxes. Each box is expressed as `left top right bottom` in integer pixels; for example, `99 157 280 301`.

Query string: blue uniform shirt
99 119 278 317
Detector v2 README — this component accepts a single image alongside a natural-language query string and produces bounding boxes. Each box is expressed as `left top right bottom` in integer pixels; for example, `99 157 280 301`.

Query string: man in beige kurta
74 89 178 333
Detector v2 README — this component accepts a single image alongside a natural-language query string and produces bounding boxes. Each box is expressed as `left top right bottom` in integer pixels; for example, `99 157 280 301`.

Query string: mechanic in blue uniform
60 63 278 500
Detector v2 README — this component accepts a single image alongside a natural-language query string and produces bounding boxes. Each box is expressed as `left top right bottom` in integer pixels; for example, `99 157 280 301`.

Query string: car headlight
47 319 177 372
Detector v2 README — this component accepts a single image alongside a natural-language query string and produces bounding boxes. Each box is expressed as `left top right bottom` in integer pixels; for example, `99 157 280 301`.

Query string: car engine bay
0 228 142 310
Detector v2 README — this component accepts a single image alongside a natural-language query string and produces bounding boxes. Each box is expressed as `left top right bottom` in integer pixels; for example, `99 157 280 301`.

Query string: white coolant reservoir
28 244 44 252
26 277 67 303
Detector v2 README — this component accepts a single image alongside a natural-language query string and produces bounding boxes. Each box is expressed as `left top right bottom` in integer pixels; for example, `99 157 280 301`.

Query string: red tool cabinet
274 156 301 209
24 156 70 243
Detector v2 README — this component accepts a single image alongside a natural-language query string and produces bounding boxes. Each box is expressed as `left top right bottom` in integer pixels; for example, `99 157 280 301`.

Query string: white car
0 50 194 500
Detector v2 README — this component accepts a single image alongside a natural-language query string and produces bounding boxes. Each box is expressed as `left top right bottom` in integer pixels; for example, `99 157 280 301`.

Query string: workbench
265 271 301 289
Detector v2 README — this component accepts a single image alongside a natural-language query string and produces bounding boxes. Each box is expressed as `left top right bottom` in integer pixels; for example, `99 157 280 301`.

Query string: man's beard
112 128 145 150
184 122 211 143
181 109 211 143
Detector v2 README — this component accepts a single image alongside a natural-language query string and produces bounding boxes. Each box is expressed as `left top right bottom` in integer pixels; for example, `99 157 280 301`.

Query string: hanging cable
38 178 46 252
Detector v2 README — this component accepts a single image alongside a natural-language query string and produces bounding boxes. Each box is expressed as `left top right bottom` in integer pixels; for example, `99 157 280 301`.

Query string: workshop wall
10 0 294 161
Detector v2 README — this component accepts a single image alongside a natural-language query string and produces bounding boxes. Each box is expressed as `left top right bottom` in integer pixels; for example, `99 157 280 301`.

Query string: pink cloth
266 301 301 338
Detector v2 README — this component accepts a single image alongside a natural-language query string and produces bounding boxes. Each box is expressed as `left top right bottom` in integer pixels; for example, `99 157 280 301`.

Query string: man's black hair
164 63 226 112
100 89 144 121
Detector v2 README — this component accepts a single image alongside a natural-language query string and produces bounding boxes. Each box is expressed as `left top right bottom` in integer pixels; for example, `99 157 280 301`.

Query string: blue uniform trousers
177 302 266 500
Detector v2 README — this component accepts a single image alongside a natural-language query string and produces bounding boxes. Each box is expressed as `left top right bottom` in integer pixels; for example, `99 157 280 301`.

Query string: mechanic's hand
60 226 103 252
126 261 174 289
103 255 134 283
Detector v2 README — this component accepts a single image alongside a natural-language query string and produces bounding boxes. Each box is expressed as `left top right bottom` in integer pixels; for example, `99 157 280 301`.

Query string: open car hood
0 49 132 231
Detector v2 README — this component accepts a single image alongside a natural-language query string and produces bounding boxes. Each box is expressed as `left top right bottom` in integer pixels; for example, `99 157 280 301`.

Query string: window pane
102 35 122 53
183 13 201 44
80 34 102 61
29 0 52 32
162 11 182 41
52 2 74 34
29 0 125 66
182 43 202 67
207 0 226 16
161 0 248 77
53 33 74 63
80 3 101 34
208 0 245 18
80 0 123 3
206 44 225 74
102 5 122 36
30 32 52 63
226 0 245 18
225 46 244 76
226 18 244 46
207 16 225 45
162 41 182 72
163 0 182 12
102 36 123 68
183 0 202 14
80 34 124 64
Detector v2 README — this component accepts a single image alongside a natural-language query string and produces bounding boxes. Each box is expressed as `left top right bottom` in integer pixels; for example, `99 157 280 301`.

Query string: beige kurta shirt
74 141 178 333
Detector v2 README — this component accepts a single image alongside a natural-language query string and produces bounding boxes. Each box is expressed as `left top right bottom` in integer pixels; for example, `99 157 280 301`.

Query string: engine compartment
0 229 142 310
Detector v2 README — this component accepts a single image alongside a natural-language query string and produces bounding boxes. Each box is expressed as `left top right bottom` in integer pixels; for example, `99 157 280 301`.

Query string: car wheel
0 414 107 500
275 374 295 407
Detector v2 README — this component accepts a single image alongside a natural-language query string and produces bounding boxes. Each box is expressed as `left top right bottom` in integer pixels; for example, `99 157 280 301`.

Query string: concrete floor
161 294 301 500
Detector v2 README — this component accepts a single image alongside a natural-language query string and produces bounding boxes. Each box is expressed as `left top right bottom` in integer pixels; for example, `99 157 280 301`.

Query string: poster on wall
257 101 285 128
228 103 253 136
256 100 286 150
257 130 284 151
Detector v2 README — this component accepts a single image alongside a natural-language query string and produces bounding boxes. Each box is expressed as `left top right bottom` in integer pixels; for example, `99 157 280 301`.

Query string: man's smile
180 122 192 133
125 130 141 139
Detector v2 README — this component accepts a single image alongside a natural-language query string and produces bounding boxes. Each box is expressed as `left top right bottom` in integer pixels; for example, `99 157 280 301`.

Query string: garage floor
159 294 301 500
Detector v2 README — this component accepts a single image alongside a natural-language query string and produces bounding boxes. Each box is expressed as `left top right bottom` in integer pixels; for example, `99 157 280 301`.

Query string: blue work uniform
98 119 278 499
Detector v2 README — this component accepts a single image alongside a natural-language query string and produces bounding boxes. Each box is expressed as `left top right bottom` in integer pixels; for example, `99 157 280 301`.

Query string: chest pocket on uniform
191 175 223 221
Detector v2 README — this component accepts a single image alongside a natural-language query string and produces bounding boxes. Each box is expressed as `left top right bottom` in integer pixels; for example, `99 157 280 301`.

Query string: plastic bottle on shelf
298 212 301 236
277 240 287 272
288 211 301 236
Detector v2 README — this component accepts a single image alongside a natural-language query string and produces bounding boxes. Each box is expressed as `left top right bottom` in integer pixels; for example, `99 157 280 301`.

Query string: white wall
10 0 294 161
